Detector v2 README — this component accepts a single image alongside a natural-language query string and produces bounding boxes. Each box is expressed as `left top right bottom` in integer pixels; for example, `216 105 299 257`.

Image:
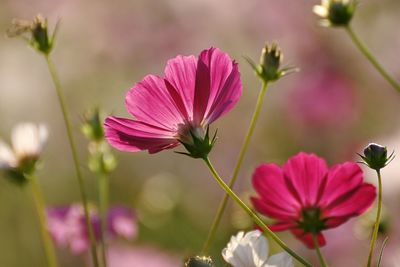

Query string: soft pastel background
0 0 400 266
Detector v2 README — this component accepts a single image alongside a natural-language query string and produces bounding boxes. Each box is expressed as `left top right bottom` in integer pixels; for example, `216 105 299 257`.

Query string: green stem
345 25 400 93
202 81 269 253
312 234 328 267
98 173 109 267
30 176 59 267
203 157 312 267
44 55 100 267
367 170 383 267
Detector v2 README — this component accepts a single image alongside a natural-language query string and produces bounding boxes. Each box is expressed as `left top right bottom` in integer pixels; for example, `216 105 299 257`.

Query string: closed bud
184 256 215 267
313 0 356 27
359 143 394 171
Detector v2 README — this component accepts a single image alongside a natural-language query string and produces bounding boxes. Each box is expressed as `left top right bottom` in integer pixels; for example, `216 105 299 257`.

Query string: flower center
298 207 326 234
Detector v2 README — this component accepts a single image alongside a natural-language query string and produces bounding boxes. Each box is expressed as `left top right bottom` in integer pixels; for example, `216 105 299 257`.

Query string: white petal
313 5 328 17
222 230 270 267
322 0 330 7
38 124 49 148
248 230 269 266
0 140 17 168
11 123 47 159
265 252 293 267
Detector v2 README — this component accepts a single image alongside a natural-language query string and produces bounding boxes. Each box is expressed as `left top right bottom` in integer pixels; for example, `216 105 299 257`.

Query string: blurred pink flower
107 244 181 267
47 204 137 254
251 152 376 248
288 71 357 130
104 47 242 154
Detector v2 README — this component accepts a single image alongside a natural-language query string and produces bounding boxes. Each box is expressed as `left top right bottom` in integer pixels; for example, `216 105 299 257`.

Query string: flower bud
245 43 297 84
185 256 215 267
6 14 58 55
88 143 117 174
359 143 394 171
313 0 356 27
81 108 105 142
259 43 282 82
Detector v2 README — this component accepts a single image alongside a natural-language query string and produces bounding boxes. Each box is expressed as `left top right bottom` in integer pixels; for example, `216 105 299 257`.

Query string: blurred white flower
313 0 330 18
0 123 48 170
222 230 293 267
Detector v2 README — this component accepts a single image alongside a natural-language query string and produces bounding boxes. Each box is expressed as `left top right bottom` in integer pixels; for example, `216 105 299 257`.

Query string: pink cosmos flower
251 152 376 248
47 205 137 254
287 71 357 130
104 47 242 155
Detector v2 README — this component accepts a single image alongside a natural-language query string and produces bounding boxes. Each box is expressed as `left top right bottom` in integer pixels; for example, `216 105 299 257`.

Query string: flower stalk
345 25 400 93
45 55 100 267
98 173 109 267
312 234 328 267
30 176 59 267
202 81 269 253
367 170 383 267
202 157 312 267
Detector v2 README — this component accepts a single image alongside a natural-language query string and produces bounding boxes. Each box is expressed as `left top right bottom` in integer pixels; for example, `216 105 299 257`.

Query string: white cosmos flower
0 123 48 169
222 230 293 267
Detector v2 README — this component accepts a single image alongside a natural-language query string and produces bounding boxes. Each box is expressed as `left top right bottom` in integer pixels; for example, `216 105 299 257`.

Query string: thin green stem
312 234 328 267
345 25 400 93
44 55 100 267
367 170 383 267
202 82 269 253
203 157 312 267
98 173 109 267
30 176 59 267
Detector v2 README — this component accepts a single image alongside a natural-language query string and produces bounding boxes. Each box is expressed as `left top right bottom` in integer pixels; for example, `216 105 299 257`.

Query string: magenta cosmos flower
47 205 137 254
251 152 376 248
104 47 242 157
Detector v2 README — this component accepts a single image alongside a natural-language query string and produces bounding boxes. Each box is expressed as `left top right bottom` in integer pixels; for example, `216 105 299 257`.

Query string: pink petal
199 48 242 124
291 229 326 248
268 221 297 231
319 162 363 207
251 197 297 220
283 152 329 207
193 52 211 125
205 61 242 123
125 75 185 130
104 116 179 153
252 164 301 213
324 217 350 228
164 55 197 121
323 183 376 218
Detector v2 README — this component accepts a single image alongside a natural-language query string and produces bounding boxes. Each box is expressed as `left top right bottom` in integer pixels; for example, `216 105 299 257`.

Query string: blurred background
0 0 400 266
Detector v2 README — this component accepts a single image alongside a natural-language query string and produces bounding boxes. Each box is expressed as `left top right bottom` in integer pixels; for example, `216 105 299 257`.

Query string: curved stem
367 170 383 267
203 157 312 267
98 173 109 267
44 55 100 267
345 25 400 93
202 82 269 253
30 176 59 267
312 234 328 267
